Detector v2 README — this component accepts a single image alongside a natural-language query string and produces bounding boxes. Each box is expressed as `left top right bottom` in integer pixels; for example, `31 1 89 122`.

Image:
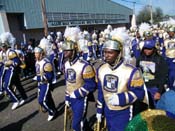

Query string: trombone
94 117 107 131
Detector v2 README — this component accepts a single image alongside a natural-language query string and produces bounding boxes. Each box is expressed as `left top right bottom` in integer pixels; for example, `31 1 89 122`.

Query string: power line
120 0 143 14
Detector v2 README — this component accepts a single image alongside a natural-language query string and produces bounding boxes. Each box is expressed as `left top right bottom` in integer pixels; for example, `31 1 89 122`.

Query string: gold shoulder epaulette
44 63 53 72
88 41 92 46
83 65 95 79
130 70 144 87
8 50 17 59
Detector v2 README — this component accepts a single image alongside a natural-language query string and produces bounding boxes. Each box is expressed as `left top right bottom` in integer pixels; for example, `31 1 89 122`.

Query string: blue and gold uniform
35 57 56 118
78 39 92 61
163 39 175 89
64 57 96 131
3 48 28 104
63 26 96 130
0 50 5 94
96 60 144 131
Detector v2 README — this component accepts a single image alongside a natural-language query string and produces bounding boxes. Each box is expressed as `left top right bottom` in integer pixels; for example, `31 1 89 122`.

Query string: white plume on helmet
92 32 97 40
104 29 111 40
39 37 52 56
77 31 89 53
64 26 81 43
0 32 16 47
78 31 84 40
56 31 62 40
167 17 175 25
47 35 53 42
107 25 113 32
83 30 90 40
152 24 158 29
139 23 151 37
78 39 89 53
63 26 81 51
110 27 129 44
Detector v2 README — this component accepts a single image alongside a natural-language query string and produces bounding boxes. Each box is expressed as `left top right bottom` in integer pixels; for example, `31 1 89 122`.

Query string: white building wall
0 11 10 34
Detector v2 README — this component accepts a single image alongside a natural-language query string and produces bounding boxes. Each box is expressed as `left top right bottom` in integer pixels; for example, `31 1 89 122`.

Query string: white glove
173 59 175 63
108 94 119 106
65 101 70 107
96 113 102 122
70 92 76 99
33 76 37 81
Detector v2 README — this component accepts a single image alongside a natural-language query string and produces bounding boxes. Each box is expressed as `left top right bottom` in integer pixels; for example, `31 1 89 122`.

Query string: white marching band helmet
103 27 132 64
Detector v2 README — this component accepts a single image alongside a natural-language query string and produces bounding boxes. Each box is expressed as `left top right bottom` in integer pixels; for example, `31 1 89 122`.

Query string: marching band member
96 27 145 131
46 34 58 84
0 48 5 95
0 32 28 110
39 37 57 84
91 32 98 60
34 45 56 121
56 31 64 74
63 26 96 131
98 31 105 59
163 25 175 90
78 30 92 62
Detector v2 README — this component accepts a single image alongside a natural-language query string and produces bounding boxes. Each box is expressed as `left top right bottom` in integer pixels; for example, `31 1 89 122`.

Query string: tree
153 7 164 23
137 6 150 24
137 6 164 24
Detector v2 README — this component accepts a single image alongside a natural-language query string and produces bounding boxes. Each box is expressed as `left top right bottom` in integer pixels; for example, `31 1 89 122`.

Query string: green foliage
137 6 164 24
153 7 163 23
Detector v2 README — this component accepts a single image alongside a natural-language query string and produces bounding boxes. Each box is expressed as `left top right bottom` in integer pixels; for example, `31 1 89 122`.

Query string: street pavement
0 60 101 131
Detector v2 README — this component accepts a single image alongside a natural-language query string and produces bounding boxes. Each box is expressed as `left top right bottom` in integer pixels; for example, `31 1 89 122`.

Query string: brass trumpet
64 104 72 131
20 62 26 69
93 117 107 131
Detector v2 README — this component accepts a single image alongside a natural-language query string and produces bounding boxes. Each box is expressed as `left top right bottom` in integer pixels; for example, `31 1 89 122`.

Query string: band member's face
136 32 140 39
168 31 174 37
2 46 7 52
104 49 120 65
35 52 42 61
64 50 74 60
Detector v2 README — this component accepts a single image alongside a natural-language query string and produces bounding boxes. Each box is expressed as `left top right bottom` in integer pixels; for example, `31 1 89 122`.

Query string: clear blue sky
112 0 175 15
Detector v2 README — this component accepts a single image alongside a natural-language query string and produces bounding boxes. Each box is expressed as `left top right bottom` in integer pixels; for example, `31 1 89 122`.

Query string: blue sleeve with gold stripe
117 68 145 106
97 80 104 114
6 57 21 67
96 66 104 114
74 64 96 98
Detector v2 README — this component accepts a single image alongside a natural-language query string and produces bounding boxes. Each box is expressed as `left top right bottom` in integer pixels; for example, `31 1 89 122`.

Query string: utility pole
41 0 48 36
149 0 153 24
133 1 136 14
121 0 137 28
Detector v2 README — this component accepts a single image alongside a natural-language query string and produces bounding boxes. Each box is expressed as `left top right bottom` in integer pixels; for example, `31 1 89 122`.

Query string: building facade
0 0 132 43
